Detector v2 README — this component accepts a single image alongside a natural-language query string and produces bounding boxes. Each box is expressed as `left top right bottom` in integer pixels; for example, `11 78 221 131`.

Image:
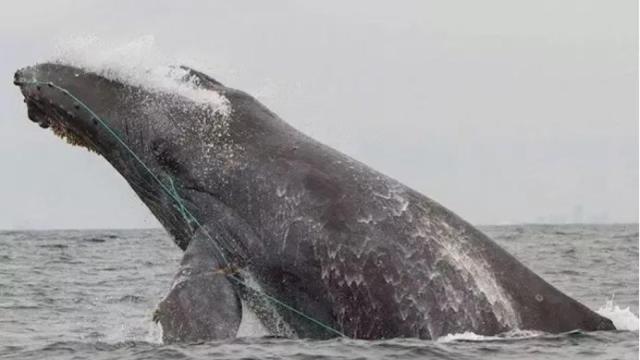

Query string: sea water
0 224 637 359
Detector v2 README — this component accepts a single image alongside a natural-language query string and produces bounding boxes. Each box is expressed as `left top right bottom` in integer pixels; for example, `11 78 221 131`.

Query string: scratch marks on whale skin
354 236 372 259
372 183 411 218
404 215 521 333
259 157 520 338
338 272 365 288
280 216 306 266
355 181 412 228
273 181 310 267
356 214 375 225
317 178 520 337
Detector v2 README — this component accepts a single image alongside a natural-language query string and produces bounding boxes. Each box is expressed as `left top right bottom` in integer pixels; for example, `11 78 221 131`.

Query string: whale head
14 63 244 257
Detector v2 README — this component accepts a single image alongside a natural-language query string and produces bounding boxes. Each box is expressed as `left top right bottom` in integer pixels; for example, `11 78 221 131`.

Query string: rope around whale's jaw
14 78 347 339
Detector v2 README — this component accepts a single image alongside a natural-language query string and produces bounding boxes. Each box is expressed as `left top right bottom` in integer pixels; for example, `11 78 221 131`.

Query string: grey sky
0 0 637 229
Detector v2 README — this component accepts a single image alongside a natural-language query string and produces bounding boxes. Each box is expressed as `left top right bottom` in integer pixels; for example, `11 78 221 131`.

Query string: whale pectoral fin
155 231 242 343
155 269 241 343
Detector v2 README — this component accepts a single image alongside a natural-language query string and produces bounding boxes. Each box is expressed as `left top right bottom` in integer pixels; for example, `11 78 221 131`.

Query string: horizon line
0 222 637 232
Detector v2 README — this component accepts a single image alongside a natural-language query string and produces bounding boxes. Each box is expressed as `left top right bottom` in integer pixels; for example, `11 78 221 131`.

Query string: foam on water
437 329 544 343
145 320 164 344
51 35 231 116
437 299 639 344
596 300 639 331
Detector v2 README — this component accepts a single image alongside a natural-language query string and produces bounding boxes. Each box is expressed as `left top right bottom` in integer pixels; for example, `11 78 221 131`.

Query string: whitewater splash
51 35 231 116
596 300 639 331
437 300 638 343
236 301 271 338
437 329 544 343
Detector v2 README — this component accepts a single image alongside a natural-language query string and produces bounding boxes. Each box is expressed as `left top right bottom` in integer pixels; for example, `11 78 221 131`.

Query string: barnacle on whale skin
49 120 96 153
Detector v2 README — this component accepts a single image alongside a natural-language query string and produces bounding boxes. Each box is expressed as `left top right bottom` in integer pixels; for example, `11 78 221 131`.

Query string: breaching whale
14 63 615 342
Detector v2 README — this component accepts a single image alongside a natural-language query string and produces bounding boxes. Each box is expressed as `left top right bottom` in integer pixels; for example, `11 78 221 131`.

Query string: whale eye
151 139 184 174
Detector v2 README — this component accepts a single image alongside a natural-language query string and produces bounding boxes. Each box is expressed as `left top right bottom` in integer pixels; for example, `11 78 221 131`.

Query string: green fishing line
18 79 347 338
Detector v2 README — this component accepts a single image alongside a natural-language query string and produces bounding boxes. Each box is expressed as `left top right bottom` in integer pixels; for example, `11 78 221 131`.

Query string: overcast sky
0 0 637 229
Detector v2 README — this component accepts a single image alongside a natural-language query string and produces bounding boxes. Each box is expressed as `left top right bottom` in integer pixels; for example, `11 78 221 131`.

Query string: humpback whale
14 62 615 342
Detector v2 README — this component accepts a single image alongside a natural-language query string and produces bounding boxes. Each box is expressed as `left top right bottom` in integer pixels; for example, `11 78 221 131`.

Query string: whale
14 62 615 342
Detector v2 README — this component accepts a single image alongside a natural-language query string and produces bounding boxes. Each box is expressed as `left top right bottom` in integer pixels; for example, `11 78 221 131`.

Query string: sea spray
596 300 639 331
52 35 231 116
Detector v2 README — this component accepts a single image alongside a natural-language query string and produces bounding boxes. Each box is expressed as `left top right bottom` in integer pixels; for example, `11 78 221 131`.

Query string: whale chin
15 68 98 152
24 94 96 152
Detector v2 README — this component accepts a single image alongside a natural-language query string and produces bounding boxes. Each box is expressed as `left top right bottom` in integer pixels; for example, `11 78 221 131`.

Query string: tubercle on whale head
14 63 132 154
13 62 238 253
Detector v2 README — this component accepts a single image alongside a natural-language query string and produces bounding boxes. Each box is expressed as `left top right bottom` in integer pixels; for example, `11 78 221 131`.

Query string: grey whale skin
14 63 615 342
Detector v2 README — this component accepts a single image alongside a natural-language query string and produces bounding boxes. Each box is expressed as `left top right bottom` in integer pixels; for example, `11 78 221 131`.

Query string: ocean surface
0 224 637 359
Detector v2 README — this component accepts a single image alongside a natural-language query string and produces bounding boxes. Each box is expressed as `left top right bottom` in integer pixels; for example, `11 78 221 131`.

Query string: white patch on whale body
390 189 410 217
373 184 410 217
415 218 521 329
52 35 231 116
356 214 375 224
